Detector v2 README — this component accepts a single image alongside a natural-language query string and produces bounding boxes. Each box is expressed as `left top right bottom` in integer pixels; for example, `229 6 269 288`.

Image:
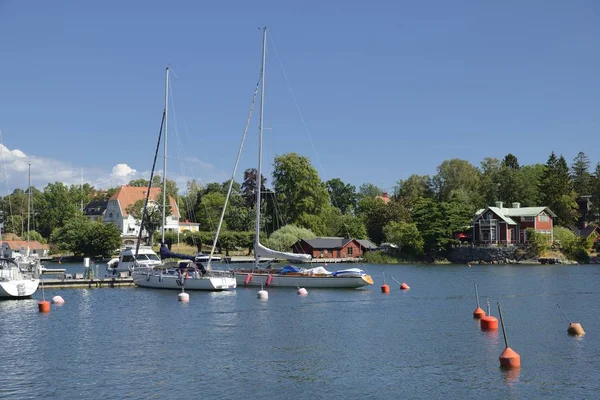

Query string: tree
263 224 316 252
36 182 81 238
383 221 424 255
128 179 149 187
502 153 520 170
326 178 357 214
432 159 482 204
571 152 592 196
195 192 226 232
51 217 121 257
539 152 578 226
479 157 501 205
356 183 382 201
590 163 600 223
393 174 432 207
180 180 202 222
241 168 266 207
321 206 367 239
411 198 447 257
272 153 330 225
357 197 409 244
126 191 171 245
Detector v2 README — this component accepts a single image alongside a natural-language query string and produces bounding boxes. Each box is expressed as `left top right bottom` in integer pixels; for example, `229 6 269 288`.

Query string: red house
472 202 555 245
292 237 365 258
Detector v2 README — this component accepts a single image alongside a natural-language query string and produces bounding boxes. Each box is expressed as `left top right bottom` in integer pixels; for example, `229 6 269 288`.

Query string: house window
109 212 113 218
486 212 492 220
539 213 549 222
348 247 353 256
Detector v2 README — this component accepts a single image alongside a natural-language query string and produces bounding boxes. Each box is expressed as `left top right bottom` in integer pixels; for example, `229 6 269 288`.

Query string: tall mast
254 27 267 266
27 163 31 251
161 66 169 244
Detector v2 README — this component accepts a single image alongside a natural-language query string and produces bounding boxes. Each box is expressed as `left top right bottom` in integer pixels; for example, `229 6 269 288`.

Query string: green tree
195 192 226 232
180 180 202 222
356 183 382 201
393 174 432 207
571 152 592 196
432 159 482 204
321 206 367 239
383 221 424 255
272 153 330 225
525 228 550 256
241 168 266 207
51 217 121 257
128 179 149 187
36 182 81 238
264 224 316 252
519 164 544 206
326 178 357 214
539 152 578 226
590 163 600 223
479 157 501 205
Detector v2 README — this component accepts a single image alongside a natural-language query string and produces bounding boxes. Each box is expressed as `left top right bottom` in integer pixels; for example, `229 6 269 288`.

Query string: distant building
376 192 391 204
292 237 364 258
102 186 180 245
1 240 49 258
179 221 200 233
83 200 108 222
472 201 555 245
356 239 378 252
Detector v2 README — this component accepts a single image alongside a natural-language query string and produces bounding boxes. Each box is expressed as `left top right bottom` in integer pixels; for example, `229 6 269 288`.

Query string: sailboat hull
132 272 236 291
235 272 373 289
0 279 40 299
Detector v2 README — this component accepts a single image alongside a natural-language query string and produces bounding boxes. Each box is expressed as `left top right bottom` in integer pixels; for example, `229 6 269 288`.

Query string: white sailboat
0 163 40 299
131 67 236 291
234 28 373 289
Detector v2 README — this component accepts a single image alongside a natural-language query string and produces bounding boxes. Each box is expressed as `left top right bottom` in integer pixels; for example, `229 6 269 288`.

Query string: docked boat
130 67 236 291
235 28 373 289
0 258 39 299
106 246 161 275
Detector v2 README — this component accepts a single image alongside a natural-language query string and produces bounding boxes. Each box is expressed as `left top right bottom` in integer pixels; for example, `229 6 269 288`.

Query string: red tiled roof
1 240 49 250
110 186 180 218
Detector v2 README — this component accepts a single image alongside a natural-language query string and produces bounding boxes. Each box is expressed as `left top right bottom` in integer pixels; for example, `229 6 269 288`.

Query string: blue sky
0 0 598 194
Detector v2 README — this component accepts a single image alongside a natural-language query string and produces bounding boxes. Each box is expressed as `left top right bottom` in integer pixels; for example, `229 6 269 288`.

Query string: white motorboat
106 246 161 275
0 258 39 299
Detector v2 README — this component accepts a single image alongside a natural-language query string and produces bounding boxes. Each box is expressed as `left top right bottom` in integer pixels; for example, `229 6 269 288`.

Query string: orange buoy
38 300 50 313
472 282 486 319
265 274 273 286
400 282 410 290
567 322 585 336
381 284 390 293
480 301 498 330
498 303 521 369
244 274 252 286
499 347 521 369
558 305 585 336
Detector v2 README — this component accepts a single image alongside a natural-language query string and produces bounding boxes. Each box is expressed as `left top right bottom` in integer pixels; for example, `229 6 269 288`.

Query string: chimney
495 201 503 209
511 202 520 208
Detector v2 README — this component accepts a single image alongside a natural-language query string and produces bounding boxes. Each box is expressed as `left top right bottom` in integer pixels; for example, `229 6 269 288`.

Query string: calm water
1 262 599 399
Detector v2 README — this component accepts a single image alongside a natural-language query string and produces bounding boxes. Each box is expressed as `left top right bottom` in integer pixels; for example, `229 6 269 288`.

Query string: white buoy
178 292 190 302
51 295 65 305
297 287 308 296
83 257 90 267
257 289 269 300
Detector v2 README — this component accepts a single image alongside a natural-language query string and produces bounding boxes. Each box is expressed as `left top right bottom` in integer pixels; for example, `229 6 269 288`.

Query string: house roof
475 205 556 224
180 221 200 226
572 225 600 238
301 237 355 249
110 186 180 218
84 200 108 216
356 239 378 250
1 240 49 250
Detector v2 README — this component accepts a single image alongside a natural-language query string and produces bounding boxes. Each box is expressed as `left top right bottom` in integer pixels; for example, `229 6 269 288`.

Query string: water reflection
502 367 521 386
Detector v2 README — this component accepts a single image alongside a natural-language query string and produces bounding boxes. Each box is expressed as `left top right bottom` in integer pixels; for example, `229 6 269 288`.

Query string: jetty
41 275 134 289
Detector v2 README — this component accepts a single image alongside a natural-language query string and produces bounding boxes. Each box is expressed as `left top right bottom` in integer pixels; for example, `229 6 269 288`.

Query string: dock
41 276 134 289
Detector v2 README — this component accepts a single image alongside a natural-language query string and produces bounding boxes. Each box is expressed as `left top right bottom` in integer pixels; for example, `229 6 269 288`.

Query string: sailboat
0 163 40 299
131 67 236 291
234 28 373 289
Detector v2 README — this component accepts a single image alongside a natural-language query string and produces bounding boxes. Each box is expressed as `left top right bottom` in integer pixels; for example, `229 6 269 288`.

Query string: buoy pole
38 278 50 313
473 282 485 319
390 276 401 285
498 302 520 369
481 300 498 331
381 272 390 293
557 304 571 323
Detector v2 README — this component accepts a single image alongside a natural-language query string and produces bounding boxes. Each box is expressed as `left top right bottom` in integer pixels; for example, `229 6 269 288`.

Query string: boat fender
146 273 151 282
244 274 252 286
266 274 273 286
185 270 189 280
159 275 163 283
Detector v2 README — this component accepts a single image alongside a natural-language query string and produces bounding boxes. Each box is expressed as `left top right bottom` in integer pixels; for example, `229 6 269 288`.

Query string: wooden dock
41 277 135 289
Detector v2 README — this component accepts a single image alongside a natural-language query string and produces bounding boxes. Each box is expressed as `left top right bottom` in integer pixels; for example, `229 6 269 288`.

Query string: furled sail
255 242 312 262
159 243 196 262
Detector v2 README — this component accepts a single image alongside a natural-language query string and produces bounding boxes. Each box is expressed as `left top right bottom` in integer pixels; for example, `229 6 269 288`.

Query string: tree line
1 151 599 259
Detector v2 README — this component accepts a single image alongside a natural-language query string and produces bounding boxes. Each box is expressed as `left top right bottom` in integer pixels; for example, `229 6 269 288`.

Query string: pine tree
571 151 592 196
539 152 578 226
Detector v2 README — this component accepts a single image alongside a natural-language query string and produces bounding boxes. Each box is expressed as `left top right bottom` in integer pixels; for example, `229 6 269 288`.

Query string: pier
41 276 134 289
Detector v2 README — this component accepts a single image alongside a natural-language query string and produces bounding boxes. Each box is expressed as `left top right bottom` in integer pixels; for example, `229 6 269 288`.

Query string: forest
1 151 599 260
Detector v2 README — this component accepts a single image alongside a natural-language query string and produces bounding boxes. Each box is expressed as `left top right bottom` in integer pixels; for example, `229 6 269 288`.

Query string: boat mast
254 27 267 268
161 67 169 244
27 162 31 254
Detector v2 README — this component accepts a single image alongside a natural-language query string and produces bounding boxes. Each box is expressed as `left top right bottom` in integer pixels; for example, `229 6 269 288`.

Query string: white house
103 186 180 245
1 240 50 258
